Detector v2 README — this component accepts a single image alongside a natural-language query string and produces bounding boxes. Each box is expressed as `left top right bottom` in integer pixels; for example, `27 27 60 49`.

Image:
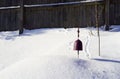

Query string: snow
86 0 102 2
83 0 102 2
0 6 20 10
0 0 101 9
0 26 120 79
24 1 91 8
24 0 102 8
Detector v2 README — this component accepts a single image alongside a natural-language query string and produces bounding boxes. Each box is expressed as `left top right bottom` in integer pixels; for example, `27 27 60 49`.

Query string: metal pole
77 27 80 38
95 2 100 56
77 51 79 58
77 27 80 58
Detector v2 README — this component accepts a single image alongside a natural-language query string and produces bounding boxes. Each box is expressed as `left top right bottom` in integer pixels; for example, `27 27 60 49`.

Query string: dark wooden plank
105 0 110 30
19 0 24 34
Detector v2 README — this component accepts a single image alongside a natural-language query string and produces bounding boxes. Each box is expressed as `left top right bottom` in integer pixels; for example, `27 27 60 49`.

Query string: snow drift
0 26 120 79
0 56 120 79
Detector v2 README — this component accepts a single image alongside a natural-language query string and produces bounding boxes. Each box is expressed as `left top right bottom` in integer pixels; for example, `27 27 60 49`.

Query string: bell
74 39 83 51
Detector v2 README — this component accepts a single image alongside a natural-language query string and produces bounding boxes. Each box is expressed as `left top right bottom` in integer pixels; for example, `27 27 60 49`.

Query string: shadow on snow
0 28 49 40
93 58 120 64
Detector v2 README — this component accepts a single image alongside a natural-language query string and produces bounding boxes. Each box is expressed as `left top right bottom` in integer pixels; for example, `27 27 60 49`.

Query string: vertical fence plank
19 0 24 34
105 0 110 30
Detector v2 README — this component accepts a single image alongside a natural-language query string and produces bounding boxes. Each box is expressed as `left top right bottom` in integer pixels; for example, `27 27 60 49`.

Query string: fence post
19 0 24 34
105 0 110 31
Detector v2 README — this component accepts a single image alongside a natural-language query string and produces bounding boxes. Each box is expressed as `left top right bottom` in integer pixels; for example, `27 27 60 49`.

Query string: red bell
74 39 83 51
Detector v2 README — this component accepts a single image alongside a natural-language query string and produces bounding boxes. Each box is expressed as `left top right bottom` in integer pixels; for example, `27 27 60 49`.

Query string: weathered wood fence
0 0 120 33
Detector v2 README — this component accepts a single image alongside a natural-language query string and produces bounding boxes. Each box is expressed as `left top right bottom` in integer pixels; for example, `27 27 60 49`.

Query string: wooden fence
0 0 120 33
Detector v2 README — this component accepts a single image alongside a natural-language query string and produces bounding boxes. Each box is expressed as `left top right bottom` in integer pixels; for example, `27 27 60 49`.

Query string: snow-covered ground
0 26 120 79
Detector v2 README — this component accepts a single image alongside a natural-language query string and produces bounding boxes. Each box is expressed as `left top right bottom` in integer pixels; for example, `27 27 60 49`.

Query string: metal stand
77 51 79 58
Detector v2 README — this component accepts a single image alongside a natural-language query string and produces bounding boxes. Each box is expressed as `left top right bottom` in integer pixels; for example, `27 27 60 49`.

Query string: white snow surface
0 26 120 79
84 0 102 2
